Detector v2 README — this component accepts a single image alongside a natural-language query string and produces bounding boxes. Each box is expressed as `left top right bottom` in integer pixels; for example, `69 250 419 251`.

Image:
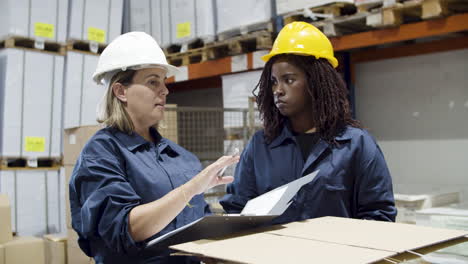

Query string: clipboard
145 170 319 250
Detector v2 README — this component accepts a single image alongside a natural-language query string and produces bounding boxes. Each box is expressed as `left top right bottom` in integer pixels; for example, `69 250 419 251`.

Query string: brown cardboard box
44 234 67 264
63 125 102 166
67 228 94 264
3 236 45 264
0 244 4 264
0 194 13 244
65 165 74 229
171 216 468 264
63 106 178 166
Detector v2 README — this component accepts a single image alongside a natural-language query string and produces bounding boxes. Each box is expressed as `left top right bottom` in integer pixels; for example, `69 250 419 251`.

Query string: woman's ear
112 83 127 102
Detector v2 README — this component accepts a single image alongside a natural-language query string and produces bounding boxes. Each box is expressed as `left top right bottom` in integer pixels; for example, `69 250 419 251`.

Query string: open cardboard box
170 216 468 264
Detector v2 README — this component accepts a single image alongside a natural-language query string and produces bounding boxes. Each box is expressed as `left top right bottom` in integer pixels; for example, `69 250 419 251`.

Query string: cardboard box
64 51 105 129
0 0 68 43
276 0 354 15
44 234 67 264
3 236 45 264
67 228 94 264
0 170 64 236
0 48 64 159
216 0 273 34
171 216 468 263
63 125 102 166
0 194 13 244
68 0 123 44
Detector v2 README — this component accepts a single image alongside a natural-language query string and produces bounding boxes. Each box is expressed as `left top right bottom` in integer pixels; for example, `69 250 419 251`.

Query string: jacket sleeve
70 152 144 255
220 137 258 213
356 136 397 221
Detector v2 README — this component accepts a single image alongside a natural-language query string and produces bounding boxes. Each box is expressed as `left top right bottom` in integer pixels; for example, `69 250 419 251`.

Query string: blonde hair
97 70 136 134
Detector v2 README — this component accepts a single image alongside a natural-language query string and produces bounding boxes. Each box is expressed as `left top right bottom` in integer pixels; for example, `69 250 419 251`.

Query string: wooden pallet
0 36 65 55
164 36 215 55
365 0 468 28
0 157 62 170
166 31 274 67
217 21 275 42
312 12 371 37
206 31 274 60
66 39 107 54
283 2 358 25
167 48 209 67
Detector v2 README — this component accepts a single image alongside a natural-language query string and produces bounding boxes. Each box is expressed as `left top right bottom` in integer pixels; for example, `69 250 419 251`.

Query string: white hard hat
92 31 179 84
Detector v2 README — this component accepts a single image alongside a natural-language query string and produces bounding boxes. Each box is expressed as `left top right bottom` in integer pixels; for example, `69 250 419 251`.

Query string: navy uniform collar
269 122 352 149
112 126 176 153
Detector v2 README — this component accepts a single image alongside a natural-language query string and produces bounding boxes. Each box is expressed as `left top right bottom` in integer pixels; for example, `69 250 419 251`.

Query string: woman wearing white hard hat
69 32 239 263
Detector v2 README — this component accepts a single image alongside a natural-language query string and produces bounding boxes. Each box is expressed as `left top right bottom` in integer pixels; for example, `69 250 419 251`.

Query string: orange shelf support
167 14 468 84
331 13 468 51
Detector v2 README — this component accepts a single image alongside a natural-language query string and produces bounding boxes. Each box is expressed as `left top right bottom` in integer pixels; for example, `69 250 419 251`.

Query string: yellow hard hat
262 22 338 68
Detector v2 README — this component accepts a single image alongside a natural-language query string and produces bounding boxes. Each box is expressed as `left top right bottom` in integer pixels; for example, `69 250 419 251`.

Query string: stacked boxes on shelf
63 51 104 129
0 49 64 161
125 0 171 47
275 0 355 15
215 0 274 36
68 0 124 46
125 0 216 48
0 194 46 264
0 170 65 236
0 0 68 43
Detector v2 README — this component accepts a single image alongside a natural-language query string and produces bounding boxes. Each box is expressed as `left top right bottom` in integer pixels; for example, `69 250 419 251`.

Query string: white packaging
0 49 64 159
0 0 68 43
170 0 216 45
222 71 261 125
125 0 171 47
394 185 461 224
216 0 273 34
68 0 123 44
0 169 66 236
64 51 104 129
276 0 354 15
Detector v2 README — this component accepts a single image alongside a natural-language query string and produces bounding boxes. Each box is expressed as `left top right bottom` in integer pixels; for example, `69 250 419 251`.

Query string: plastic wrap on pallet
170 0 216 45
68 0 123 45
64 51 105 129
216 0 274 35
124 0 171 47
0 49 64 159
0 169 66 236
0 0 68 43
276 0 355 15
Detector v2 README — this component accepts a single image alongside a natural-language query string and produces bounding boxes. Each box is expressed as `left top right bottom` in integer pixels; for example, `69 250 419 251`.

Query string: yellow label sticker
88 27 106 43
34 23 55 39
25 137 46 152
176 22 191 39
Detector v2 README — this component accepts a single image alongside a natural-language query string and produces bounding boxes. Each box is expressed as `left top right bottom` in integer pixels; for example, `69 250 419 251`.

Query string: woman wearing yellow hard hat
221 22 396 224
69 32 239 263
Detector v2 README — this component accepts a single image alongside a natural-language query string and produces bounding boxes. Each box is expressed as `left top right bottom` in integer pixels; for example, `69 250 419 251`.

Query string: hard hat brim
93 63 181 85
261 52 338 68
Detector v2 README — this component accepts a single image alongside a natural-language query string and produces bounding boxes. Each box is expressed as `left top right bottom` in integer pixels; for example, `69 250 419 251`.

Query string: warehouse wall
355 48 468 199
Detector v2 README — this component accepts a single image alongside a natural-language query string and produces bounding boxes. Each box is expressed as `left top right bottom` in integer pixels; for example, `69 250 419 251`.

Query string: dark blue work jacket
220 125 396 224
69 127 208 263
